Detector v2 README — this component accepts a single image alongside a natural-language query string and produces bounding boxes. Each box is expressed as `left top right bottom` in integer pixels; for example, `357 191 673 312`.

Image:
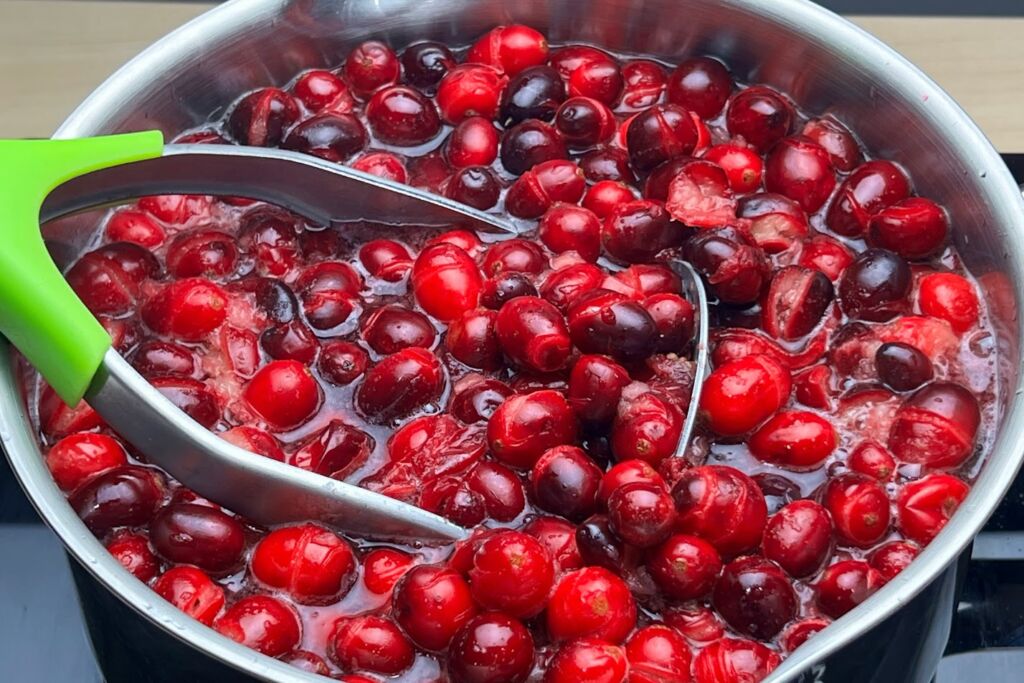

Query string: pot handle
0 131 164 405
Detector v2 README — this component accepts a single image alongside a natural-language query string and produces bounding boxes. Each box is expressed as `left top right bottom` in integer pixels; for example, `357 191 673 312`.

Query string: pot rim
2 0 1021 681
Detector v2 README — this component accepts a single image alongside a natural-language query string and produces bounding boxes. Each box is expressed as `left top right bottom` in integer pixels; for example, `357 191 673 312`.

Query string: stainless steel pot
4 1 1023 681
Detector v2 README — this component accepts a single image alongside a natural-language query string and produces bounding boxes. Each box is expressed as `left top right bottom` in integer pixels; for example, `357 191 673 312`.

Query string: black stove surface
2 157 1024 683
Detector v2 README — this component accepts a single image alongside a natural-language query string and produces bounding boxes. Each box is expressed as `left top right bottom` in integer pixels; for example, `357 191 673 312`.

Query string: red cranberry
798 235 854 281
610 385 683 465
465 460 526 521
713 556 798 640
583 181 636 219
495 296 572 373
547 567 637 643
693 638 781 683
838 248 912 322
684 227 770 305
539 203 602 261
725 85 793 151
530 445 603 520
446 116 500 167
166 230 238 279
356 347 444 423
138 194 210 225
609 263 682 298
888 381 981 469
352 151 408 182
467 24 549 76
625 104 698 172
506 159 585 218
823 473 891 548
606 480 676 548
412 243 482 322
896 473 970 544
448 308 502 370
666 56 733 118
780 618 831 653
554 96 616 148
500 120 569 176
703 143 763 193
142 278 227 342
562 52 624 105
643 293 695 352
663 606 725 643
214 595 300 657
244 359 321 430
671 465 768 557
261 320 319 364
449 612 535 683
436 64 508 124
625 625 693 683
846 441 895 482
252 522 356 602
918 272 980 333
344 40 400 97
150 503 244 573
545 638 628 683
568 354 631 425
749 410 837 469
226 88 300 146
105 209 165 248
816 560 884 618
870 540 921 582
283 113 367 161
827 159 910 236
393 565 477 651
362 305 435 355
448 375 509 423
523 516 583 573
540 263 605 311
401 40 456 89
802 117 862 171
291 69 353 113
330 615 414 675
763 499 833 577
67 242 158 316
153 566 224 626
69 465 164 534
483 239 546 276
291 420 373 479
598 459 666 505
620 59 666 109
318 340 369 385
867 197 949 260
362 547 413 595
105 531 158 582
764 136 836 213
580 146 635 183
499 64 566 125
487 390 577 469
602 200 678 263
46 432 127 492
359 239 413 281
701 354 791 436
567 289 657 362
220 426 284 461
365 85 441 145
468 530 554 617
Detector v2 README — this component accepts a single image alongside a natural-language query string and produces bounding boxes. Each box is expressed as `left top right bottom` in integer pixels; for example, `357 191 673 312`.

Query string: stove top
3 156 1024 682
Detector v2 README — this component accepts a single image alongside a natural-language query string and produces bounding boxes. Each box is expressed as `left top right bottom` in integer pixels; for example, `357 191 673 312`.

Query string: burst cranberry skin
344 40 400 97
365 85 442 145
684 227 770 305
547 567 637 643
646 533 722 600
530 445 603 520
226 87 300 146
610 387 683 465
150 503 244 573
599 459 666 505
412 243 482 321
888 381 981 469
918 272 981 333
568 355 631 425
539 203 602 262
838 248 912 322
666 56 732 119
828 159 911 236
871 540 921 582
153 566 225 626
726 86 793 151
816 560 885 618
693 637 782 683
69 465 164 534
763 500 833 578
701 354 792 436
495 296 572 373
713 556 798 640
318 340 369 385
602 200 679 264
540 263 604 311
393 565 478 651
293 262 362 328
437 64 508 124
132 340 197 379
764 136 837 213
251 523 357 602
283 113 368 161
446 116 500 167
799 235 855 281
362 305 436 354
625 104 698 172
468 530 554 618
105 531 158 581
868 197 949 260
330 615 414 675
356 347 444 423
214 595 300 657
896 473 970 544
244 359 321 430
624 625 693 683
619 59 666 109
468 24 548 76
672 465 768 557
448 612 535 683
749 410 837 469
802 117 861 171
644 293 695 352
105 209 165 248
506 159 586 218
545 638 628 683
142 278 228 341
46 432 127 492
823 473 891 548
357 150 410 181
551 45 624 105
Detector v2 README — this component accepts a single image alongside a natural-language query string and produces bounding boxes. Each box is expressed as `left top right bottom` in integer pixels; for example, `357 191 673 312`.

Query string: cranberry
701 354 791 436
481 240 545 277
282 113 367 161
105 209 165 248
467 24 548 76
870 540 921 581
138 194 211 225
67 243 158 316
602 199 679 264
580 146 635 183
487 390 578 469
540 263 605 311
575 514 627 572
666 56 733 119
866 197 949 260
445 116 500 167
620 59 666 109
465 460 526 521
401 41 456 89
46 432 127 492
568 355 631 425
495 296 572 373
244 274 302 322
725 86 793 151
253 523 356 602
500 120 569 176
356 347 444 423
918 272 980 333
611 263 682 298
547 567 637 643
763 499 833 577
802 117 862 171
330 615 414 675
874 341 932 392
624 625 693 683
436 64 508 124
221 426 285 461
362 548 413 595
287 418 368 479
362 305 435 355
69 465 164 534
291 69 353 113
468 530 554 617
567 289 657 362
480 272 537 310
684 227 770 305
643 293 694 352
838 248 912 322
645 533 721 600
261 320 319 364
38 388 103 440
554 96 616 148
318 340 369 385
663 606 725 643
827 159 911 237
105 531 158 582
625 104 698 172
352 151 408 182
693 638 781 683
226 88 300 146
149 502 244 573
780 618 831 653
672 465 768 557
815 560 884 618
713 556 798 640
545 638 628 683
244 359 321 430
499 65 566 125
153 566 224 626
598 459 666 505
214 595 300 657
610 386 683 464
446 308 501 370
749 410 837 469
763 266 834 341
524 515 583 572
359 239 413 282
449 613 535 683
393 565 477 651
703 143 763 193
583 181 636 219
344 40 400 97
538 203 602 262
506 159 585 218
822 473 891 548
564 54 624 106
365 85 442 145
763 136 836 213
896 473 970 544
165 230 238 279
888 381 981 469
412 243 482 321
529 445 602 520
798 235 854 281
845 442 894 482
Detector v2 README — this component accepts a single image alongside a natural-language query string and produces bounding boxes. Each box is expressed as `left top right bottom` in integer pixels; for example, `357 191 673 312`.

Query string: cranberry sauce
31 24 997 683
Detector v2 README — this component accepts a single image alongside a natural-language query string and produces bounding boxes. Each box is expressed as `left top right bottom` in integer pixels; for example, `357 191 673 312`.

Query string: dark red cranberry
362 305 436 354
449 376 511 426
238 276 298 323
282 113 367 161
436 64 508 124
330 615 414 675
626 104 698 171
579 146 635 183
448 308 502 370
607 481 676 547
870 541 921 582
576 514 627 572
495 296 572 373
499 120 568 176
816 560 884 618
401 41 456 89
226 88 300 146
602 199 679 264
392 565 477 651
568 354 631 425
214 595 300 657
523 516 582 573
166 230 238 279
554 96 616 148
448 613 534 683
713 556 798 640
69 465 164 534
672 465 768 557
499 65 565 125
876 341 933 391
318 340 369 385
131 340 196 378
151 377 221 428
802 117 862 171
546 566 637 642
505 159 586 219
763 500 833 577
481 272 538 309
764 136 837 213
726 86 793 151
408 151 454 192
465 461 526 521
666 56 733 118
344 40 400 97
644 293 695 352
838 248 912 321
355 347 444 423
261 320 319 364
150 503 244 573
827 159 911 237
530 445 602 520
359 239 413 282
445 166 502 210
889 382 981 469
762 265 834 341
567 289 657 362
868 197 949 260
685 226 770 305
798 235 855 281
366 85 442 145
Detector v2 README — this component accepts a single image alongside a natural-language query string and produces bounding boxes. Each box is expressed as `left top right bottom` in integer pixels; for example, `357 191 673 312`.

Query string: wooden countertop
0 1 1021 150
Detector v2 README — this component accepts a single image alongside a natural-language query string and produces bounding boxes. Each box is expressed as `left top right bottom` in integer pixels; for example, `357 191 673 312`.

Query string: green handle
0 132 165 405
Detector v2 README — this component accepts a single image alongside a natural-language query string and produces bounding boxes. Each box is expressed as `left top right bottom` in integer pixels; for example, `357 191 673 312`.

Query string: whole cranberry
693 638 781 683
393 565 477 651
547 567 637 643
579 146 635 183
467 24 549 76
283 113 367 161
401 40 456 89
291 69 353 113
827 159 911 236
524 515 583 573
261 320 319 364
240 273 300 322
888 382 981 469
644 293 695 352
568 289 657 362
602 200 679 264
226 88 300 146
583 180 637 219
355 347 444 423
412 242 482 322
344 40 400 97
318 340 369 385
713 555 798 640
684 227 770 305
362 547 413 595
330 615 414 675
598 459 667 505
545 638 628 683
626 104 698 172
918 272 980 333
647 533 722 601
499 65 566 125
666 56 733 118
539 203 602 262
620 59 667 109
816 560 884 618
896 473 970 544
875 341 933 391
105 209 165 248
445 117 500 169
610 386 683 464
624 625 693 683
764 136 837 213
141 278 228 341
701 354 791 436
69 465 164 534
725 85 793 151
749 410 837 469
150 503 244 573
488 390 577 469
251 523 356 602
870 540 921 582
554 96 617 148
568 355 631 425
539 263 605 310
359 239 413 281
166 230 238 279
838 248 912 322
469 530 554 617
495 296 572 373
445 166 502 210
366 85 441 145
105 531 158 582
465 460 526 521
436 64 508 124
551 45 623 104
763 500 833 577
482 239 546 276
868 197 949 260
214 595 300 657
500 120 568 176
823 473 891 548
244 359 321 430
46 432 127 492
847 441 896 481
153 566 225 626
506 159 586 218
672 465 768 557
530 445 603 520
447 308 501 370
448 613 535 683
575 514 627 572
802 117 862 171
362 304 436 354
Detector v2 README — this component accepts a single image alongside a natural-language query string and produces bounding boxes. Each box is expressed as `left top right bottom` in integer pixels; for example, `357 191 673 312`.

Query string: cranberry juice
32 24 997 683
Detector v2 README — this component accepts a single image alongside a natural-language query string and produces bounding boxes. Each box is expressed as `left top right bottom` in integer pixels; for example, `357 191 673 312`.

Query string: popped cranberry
366 85 441 145
166 230 238 279
446 116 500 167
663 606 725 643
827 159 911 237
763 499 833 578
449 375 513 423
67 243 158 316
362 547 414 595
291 69 353 112
344 40 400 97
356 347 444 423
568 355 631 425
251 523 357 602
330 615 414 675
261 320 319 364
468 530 554 617
567 289 657 362
692 638 781 683
802 117 862 171
392 565 477 651
220 426 284 461
540 263 605 310
870 540 921 581
815 560 884 618
412 243 482 321
500 120 569 176
646 533 722 600
359 239 413 282
684 226 770 305
620 59 666 109
822 473 891 548
495 296 572 373
244 360 321 430
545 638 628 683
142 278 227 341
214 595 300 657
666 56 732 119
726 85 793 151
798 235 855 281
523 515 583 572
436 64 508 124
671 465 768 557
713 556 798 640
625 104 698 172
449 613 535 683
138 194 211 225
105 531 158 582
918 272 980 333
530 445 603 520
467 24 548 76
226 88 300 146
583 181 636 219
444 165 497 208
888 381 981 469
153 566 225 626
610 386 683 464
602 200 679 264
318 340 369 385
69 465 164 534
46 432 127 492
749 410 837 469
703 143 763 193
598 460 666 506
780 618 831 653
701 354 791 436
838 248 912 322
283 113 367 161
105 209 165 248
624 625 693 683
896 473 970 544
547 567 637 643
465 460 526 521
352 151 408 183
506 159 585 218
401 41 456 89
